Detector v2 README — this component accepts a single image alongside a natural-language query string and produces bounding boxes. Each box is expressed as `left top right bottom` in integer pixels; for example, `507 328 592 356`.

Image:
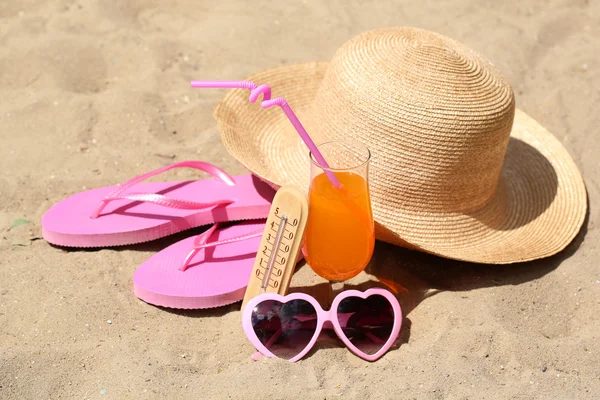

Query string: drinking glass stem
328 280 345 307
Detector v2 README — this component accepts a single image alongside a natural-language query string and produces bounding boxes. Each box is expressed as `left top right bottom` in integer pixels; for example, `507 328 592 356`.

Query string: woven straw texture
214 27 587 264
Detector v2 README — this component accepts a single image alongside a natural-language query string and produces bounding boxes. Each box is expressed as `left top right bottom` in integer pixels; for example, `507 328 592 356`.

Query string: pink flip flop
133 220 265 309
42 161 275 247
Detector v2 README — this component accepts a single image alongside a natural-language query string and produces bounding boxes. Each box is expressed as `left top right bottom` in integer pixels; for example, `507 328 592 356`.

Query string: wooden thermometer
241 186 309 310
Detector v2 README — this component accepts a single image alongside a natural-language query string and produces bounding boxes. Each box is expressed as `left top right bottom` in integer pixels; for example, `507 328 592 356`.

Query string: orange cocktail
303 140 374 281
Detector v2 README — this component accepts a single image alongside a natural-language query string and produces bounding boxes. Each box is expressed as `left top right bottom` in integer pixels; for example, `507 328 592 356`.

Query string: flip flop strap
180 223 264 271
90 161 235 219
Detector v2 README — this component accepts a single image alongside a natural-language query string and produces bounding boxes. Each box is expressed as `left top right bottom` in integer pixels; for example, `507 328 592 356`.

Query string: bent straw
191 80 342 188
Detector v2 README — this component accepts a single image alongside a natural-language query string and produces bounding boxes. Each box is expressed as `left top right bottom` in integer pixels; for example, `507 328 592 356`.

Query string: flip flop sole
133 220 265 309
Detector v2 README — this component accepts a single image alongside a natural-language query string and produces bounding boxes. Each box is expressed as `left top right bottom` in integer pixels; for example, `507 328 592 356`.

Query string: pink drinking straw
190 80 341 188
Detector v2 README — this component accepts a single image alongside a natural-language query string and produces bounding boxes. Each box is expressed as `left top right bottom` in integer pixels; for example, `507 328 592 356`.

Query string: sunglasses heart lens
251 299 318 360
336 294 396 355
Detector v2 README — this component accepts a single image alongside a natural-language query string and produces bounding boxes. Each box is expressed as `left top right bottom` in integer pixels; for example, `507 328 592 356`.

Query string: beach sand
1 0 599 398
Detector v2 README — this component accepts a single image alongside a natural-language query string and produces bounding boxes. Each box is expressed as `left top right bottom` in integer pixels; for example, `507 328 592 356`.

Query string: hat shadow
472 137 559 231
374 138 559 237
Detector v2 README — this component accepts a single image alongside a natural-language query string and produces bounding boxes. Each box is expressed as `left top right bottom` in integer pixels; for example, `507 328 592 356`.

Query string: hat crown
311 27 515 212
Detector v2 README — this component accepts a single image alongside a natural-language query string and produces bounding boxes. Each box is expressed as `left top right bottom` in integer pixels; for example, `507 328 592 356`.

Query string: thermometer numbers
254 262 283 288
270 219 299 229
257 208 301 290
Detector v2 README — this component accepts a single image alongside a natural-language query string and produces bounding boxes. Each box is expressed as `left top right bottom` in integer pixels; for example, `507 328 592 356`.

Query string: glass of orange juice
303 140 375 283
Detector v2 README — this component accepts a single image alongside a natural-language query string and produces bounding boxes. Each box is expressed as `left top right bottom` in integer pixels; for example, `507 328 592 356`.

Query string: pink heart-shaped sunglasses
242 288 402 362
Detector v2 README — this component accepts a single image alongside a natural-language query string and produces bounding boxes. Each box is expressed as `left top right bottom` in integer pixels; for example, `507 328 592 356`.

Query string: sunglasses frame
242 288 402 362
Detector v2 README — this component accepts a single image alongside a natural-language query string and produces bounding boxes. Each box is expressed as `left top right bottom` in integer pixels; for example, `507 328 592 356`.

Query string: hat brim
214 62 587 264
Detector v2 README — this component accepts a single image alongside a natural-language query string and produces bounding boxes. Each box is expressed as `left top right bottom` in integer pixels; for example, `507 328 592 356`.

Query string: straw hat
213 27 587 264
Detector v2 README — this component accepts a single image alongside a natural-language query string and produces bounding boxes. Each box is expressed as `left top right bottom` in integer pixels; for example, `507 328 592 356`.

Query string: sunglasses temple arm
337 313 387 344
365 331 386 345
250 327 284 361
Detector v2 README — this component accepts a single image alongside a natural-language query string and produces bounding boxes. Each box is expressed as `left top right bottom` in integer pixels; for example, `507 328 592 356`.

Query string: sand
1 0 599 399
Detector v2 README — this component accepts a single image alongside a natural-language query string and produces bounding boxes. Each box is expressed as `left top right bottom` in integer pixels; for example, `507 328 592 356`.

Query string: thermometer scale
241 186 309 309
